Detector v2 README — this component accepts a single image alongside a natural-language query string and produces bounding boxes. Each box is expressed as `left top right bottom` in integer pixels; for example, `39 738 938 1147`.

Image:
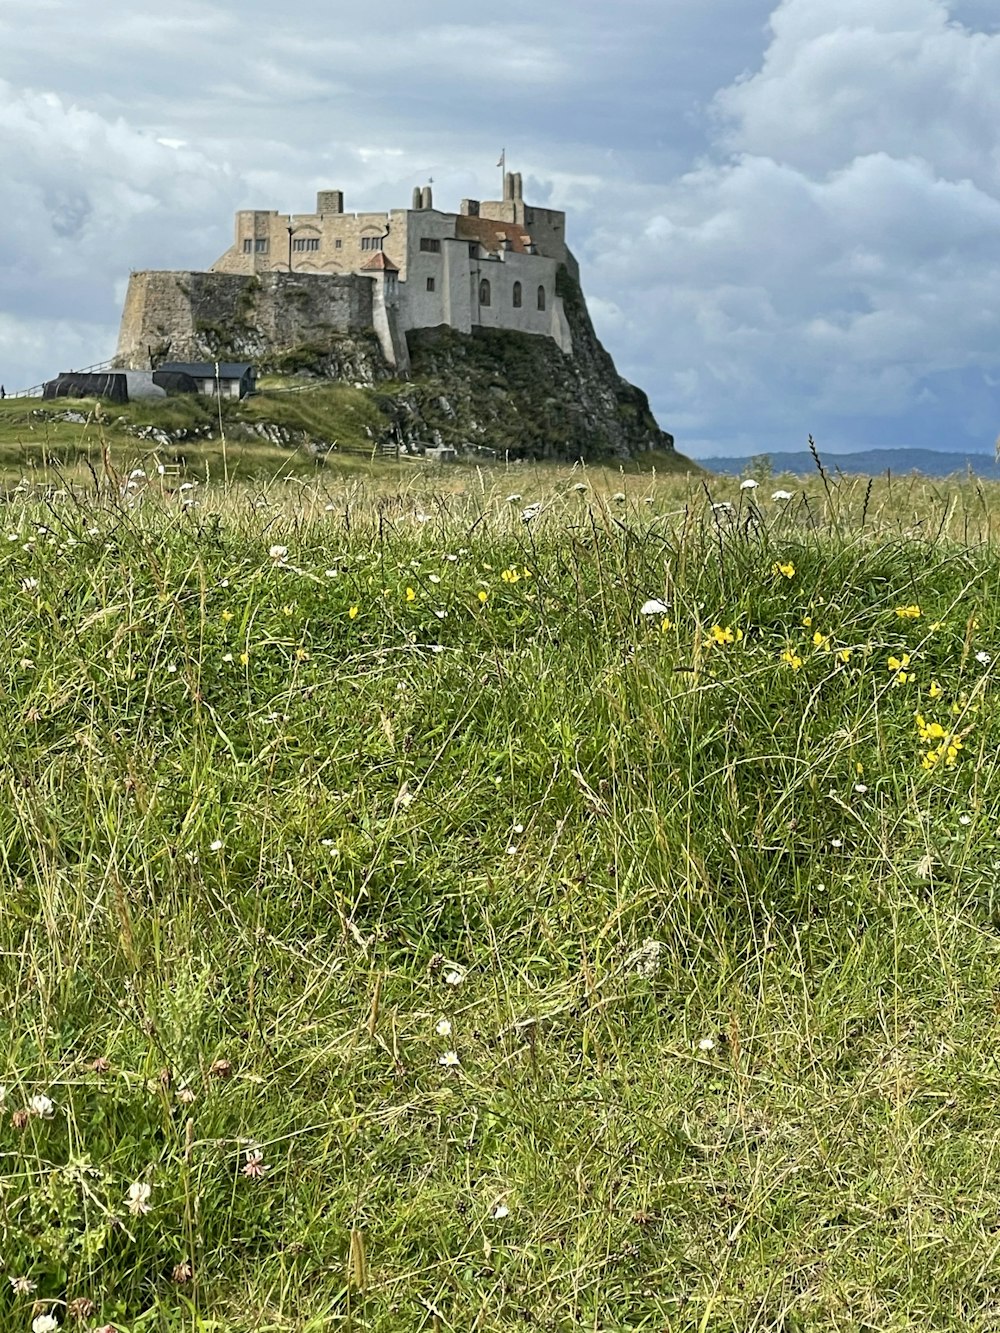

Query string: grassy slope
1 469 1000 1330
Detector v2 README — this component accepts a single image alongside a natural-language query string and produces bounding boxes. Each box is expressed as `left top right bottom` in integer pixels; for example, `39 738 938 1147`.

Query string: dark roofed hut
43 372 129 403
155 362 256 400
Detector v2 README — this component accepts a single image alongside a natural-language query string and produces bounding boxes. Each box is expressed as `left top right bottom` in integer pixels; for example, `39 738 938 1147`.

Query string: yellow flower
221 609 234 623
772 561 795 579
780 649 803 671
887 654 911 672
282 604 294 617
895 604 921 619
660 618 674 632
295 647 310 662
405 586 417 602
239 651 249 666
930 621 944 632
706 624 742 646
802 615 813 628
812 630 830 651
477 590 489 604
928 680 942 699
501 567 521 584
836 648 852 664
348 605 359 620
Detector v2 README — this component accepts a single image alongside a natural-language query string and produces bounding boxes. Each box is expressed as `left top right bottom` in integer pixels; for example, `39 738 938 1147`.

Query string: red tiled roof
455 216 533 255
360 251 399 271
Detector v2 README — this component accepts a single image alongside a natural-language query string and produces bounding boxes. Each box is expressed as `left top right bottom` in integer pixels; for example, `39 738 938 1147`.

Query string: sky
1 0 999 458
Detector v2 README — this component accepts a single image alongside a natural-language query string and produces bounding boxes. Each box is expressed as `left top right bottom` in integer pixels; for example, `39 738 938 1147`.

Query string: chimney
316 190 344 214
461 198 481 216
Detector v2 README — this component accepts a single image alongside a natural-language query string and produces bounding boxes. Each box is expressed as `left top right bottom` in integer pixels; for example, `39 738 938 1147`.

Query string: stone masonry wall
115 270 375 369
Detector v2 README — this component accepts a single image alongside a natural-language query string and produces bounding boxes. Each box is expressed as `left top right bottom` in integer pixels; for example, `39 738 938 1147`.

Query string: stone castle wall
115 270 375 369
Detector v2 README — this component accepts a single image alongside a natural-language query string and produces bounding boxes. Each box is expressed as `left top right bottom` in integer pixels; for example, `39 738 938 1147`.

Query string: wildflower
976 651 991 665
928 680 942 699
831 838 843 848
209 839 224 852
505 493 521 503
209 1058 233 1079
126 1181 152 1216
295 647 310 662
853 783 868 795
706 625 742 646
435 1019 452 1037
811 631 830 651
771 562 795 579
444 968 465 987
91 1057 110 1073
28 1094 54 1119
521 503 542 522
501 567 521 584
836 648 852 664
740 479 758 490
405 586 417 602
895 604 921 619
428 573 441 584
348 605 359 620
772 489 793 501
711 501 733 515
32 1316 59 1333
491 1202 510 1218
438 1051 460 1067
222 653 234 663
612 491 626 502
780 649 803 671
172 1260 193 1283
221 609 233 623
67 1297 95 1321
324 568 338 577
959 814 972 826
697 1037 715 1052
176 1086 196 1105
640 598 669 615
631 938 664 980
9 1276 36 1295
268 545 288 562
238 651 249 666
477 590 488 604
242 1148 268 1179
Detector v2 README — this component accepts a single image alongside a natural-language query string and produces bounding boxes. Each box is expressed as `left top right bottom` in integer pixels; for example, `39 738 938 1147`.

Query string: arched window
479 278 491 307
537 285 546 311
512 281 522 308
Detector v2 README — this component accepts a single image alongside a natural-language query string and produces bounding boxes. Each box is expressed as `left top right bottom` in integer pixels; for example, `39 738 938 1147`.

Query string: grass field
3 455 1000 1331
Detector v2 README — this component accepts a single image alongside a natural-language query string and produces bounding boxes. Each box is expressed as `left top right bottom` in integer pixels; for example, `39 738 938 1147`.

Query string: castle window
537 285 546 311
292 237 320 252
469 243 478 258
426 277 436 292
242 238 253 254
335 239 342 249
419 237 441 253
254 239 269 253
360 235 384 251
479 278 491 307
512 281 522 308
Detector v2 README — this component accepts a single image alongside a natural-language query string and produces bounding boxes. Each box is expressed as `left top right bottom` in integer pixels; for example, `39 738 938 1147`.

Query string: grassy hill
2 464 1000 1330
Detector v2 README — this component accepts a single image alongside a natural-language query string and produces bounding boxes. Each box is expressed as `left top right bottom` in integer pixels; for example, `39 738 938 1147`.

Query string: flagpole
498 148 506 197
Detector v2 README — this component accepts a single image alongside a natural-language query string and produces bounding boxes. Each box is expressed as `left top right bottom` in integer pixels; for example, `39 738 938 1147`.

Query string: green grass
2 465 1000 1330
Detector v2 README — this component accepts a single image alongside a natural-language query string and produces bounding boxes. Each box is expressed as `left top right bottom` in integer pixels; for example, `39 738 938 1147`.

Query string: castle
116 174 574 376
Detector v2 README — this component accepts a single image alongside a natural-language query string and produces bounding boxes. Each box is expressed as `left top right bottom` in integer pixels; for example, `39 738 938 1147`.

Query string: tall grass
1 463 1000 1331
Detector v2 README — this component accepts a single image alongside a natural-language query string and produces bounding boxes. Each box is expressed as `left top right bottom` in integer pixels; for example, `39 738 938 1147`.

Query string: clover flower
126 1181 152 1216
242 1149 268 1179
268 544 288 563
28 1094 54 1119
32 1315 59 1333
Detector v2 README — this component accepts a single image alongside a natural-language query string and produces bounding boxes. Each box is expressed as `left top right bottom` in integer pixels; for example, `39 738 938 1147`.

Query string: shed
43 373 129 403
156 362 256 399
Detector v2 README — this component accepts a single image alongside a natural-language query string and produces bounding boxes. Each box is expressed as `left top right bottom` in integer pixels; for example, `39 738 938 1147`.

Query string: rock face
114 264 673 460
395 268 672 460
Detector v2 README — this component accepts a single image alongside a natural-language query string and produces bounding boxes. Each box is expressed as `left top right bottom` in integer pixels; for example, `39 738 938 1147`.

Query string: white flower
268 544 288 562
697 1037 715 1052
209 839 224 852
505 493 522 503
831 838 843 848
9 1275 35 1294
242 1148 268 1178
179 481 197 492
324 568 338 578
126 1180 152 1216
740 479 759 490
28 1094 54 1119
711 501 734 514
521 503 542 523
612 491 626 502
20 577 38 592
435 1018 452 1037
428 574 441 584
771 489 793 501
512 824 524 834
631 938 664 980
491 1203 510 1219
444 968 465 987
959 814 972 826
853 783 868 794
505 844 519 855
640 598 669 616
975 651 991 665
438 1050 460 1067
129 468 146 480
32 1316 58 1333
166 663 177 673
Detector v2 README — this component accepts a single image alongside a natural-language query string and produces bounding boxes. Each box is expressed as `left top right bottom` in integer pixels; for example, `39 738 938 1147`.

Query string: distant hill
701 448 1000 480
